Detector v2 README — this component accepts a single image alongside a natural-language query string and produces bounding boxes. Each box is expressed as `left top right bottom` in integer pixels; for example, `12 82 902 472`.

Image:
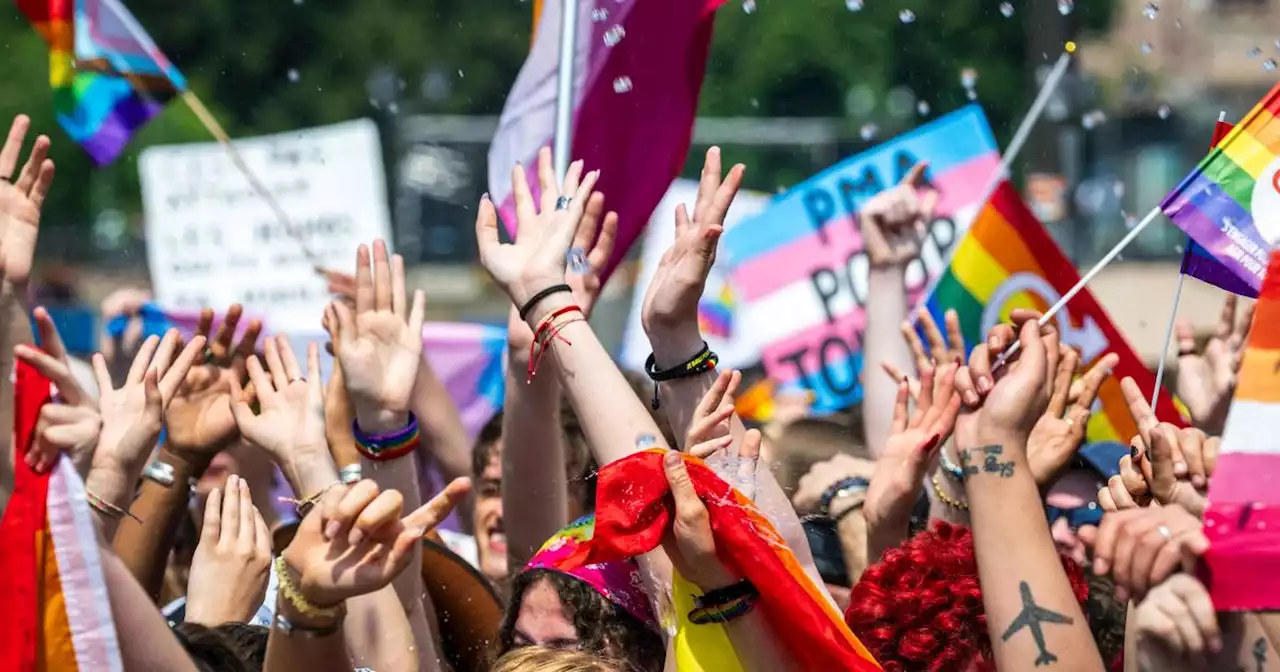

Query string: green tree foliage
0 0 1113 227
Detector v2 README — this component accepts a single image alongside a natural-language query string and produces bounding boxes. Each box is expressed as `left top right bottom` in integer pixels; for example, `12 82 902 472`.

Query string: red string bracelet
527 305 584 382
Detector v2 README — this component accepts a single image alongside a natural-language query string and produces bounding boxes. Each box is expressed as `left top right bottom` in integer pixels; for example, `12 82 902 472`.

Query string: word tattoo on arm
960 445 1015 478
1001 581 1074 667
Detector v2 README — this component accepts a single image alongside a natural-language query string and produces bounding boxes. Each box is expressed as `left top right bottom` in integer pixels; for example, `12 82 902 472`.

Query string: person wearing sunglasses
1043 442 1127 567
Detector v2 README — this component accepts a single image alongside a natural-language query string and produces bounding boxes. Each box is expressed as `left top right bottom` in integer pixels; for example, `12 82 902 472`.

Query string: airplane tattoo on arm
1001 581 1075 667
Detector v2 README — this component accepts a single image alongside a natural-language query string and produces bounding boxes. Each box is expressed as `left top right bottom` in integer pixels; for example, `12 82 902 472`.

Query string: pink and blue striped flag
488 0 725 284
719 106 1000 411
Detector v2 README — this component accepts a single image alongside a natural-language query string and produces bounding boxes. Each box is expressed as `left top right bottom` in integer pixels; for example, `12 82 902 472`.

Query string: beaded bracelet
931 473 969 511
352 414 420 461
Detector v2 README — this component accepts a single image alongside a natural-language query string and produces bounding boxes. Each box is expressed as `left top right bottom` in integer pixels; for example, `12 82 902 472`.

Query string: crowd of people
0 107 1266 672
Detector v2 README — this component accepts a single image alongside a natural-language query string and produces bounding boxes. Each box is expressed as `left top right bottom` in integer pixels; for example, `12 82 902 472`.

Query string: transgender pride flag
488 0 725 284
720 107 1000 411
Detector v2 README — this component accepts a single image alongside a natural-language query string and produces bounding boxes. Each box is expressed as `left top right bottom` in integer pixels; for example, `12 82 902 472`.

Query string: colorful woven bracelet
352 414 420 461
688 593 757 625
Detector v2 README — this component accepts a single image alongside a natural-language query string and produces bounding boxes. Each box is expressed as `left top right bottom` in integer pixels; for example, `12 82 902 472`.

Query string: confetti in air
845 0 863 10
287 68 300 82
1157 103 1171 119
743 0 756 13
898 8 915 23
916 100 931 116
859 123 878 141
999 2 1014 17
1249 46 1263 59
1140 41 1153 54
613 76 633 93
1057 0 1073 15
1143 2 1159 19
603 25 626 47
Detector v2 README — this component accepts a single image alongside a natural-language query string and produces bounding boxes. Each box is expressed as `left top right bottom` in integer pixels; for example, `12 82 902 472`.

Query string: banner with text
140 119 392 332
720 106 999 410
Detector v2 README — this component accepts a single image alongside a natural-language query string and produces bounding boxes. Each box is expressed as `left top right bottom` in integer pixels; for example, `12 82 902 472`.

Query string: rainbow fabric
697 284 735 339
556 449 880 670
720 106 999 412
0 358 122 671
925 182 1185 442
1176 121 1261 298
1202 247 1280 610
18 0 186 164
1161 82 1280 295
488 0 724 284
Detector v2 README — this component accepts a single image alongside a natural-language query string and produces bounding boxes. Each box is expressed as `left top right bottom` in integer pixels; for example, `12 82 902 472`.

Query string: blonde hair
491 646 627 672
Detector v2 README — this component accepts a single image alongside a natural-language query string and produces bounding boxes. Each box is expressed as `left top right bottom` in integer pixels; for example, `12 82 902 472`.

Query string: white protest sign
140 119 391 331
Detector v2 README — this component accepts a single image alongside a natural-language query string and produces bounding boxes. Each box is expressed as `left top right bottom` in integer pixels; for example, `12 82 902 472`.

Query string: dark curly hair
845 521 1089 672
172 622 267 672
498 569 664 672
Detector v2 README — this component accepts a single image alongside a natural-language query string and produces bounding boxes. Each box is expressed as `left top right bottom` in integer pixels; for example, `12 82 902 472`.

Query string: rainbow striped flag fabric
488 0 725 285
1201 246 1280 610
720 106 1000 411
0 358 123 671
1160 82 1280 296
925 182 1184 442
18 0 186 164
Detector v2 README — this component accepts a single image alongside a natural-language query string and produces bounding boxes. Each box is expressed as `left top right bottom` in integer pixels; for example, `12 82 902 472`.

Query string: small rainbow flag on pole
1202 246 1280 610
1161 83 1280 296
18 0 187 164
925 182 1185 442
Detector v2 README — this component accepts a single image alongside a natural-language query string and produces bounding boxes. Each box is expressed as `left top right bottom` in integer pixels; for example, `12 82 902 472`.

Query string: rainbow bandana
525 515 658 630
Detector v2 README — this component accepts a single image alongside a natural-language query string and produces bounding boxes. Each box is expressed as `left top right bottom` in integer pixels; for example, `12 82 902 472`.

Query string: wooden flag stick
180 91 322 266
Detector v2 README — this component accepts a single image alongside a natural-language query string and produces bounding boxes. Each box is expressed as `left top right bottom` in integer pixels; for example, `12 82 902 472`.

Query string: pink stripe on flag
488 0 724 283
731 152 1000 300
761 309 868 385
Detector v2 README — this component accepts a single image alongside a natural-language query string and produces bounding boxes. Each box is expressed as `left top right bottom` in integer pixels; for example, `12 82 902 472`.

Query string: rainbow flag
488 0 725 284
0 358 123 671
720 106 1000 411
1175 120 1260 297
697 284 734 339
925 182 1185 442
1201 247 1280 610
1160 83 1280 296
18 0 186 164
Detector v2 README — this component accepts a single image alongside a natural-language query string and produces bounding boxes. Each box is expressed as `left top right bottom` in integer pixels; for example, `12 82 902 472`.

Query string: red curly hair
845 521 1089 672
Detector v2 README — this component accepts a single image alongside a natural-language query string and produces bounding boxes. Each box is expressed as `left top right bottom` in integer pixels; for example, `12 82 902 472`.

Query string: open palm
231 337 327 461
1174 294 1249 434
0 115 55 291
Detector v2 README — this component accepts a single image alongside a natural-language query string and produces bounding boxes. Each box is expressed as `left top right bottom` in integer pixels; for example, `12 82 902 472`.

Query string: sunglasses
1045 503 1104 530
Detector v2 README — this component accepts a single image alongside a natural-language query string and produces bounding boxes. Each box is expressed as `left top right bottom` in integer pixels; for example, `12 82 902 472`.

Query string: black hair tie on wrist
644 342 719 410
518 284 572 321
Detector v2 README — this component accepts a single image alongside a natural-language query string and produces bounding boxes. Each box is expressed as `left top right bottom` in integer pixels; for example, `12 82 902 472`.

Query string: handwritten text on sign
721 106 1000 411
140 119 392 332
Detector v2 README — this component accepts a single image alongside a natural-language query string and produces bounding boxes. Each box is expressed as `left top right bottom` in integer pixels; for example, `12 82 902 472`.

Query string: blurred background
1 0 1274 361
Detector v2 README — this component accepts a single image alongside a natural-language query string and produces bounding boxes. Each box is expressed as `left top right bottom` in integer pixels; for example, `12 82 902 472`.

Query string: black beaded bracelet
644 343 719 410
518 284 572 321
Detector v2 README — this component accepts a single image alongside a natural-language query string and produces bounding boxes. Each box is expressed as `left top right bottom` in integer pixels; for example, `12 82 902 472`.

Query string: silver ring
1063 417 1074 427
1156 524 1172 542
555 195 572 211
289 376 306 385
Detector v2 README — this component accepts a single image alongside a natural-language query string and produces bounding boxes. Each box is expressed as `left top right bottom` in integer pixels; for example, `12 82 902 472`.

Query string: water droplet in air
999 2 1014 17
293 0 302 5
387 102 399 115
916 100 931 116
1157 103 1171 119
859 123 878 141
749 98 760 109
1142 2 1158 19
960 67 978 89
1248 46 1263 58
742 0 756 13
591 7 609 21
1081 109 1107 130
287 68 300 83
845 0 863 10
1057 0 1073 15
1140 42 1153 55
612 76 633 93
1173 19 1182 29
457 69 465 78
603 25 626 47
898 8 916 23
1266 58 1278 71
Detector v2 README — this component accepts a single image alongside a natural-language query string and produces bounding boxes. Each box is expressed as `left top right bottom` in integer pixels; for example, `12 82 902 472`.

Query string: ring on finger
555 195 572 211
1156 524 1173 542
202 345 215 364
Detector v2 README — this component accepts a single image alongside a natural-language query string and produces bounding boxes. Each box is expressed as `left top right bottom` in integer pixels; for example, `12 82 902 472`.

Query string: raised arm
953 316 1103 671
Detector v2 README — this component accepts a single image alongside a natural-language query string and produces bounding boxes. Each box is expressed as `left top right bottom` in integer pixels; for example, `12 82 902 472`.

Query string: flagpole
552 0 580 181
1150 272 1184 408
180 91 322 267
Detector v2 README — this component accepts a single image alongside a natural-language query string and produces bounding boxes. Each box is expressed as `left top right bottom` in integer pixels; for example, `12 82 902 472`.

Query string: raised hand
954 314 1055 451
1026 349 1118 486
861 162 938 268
684 368 741 459
0 115 55 294
92 328 206 476
865 363 961 528
230 336 329 472
1175 293 1251 435
476 152 600 309
331 241 426 433
16 307 102 474
281 477 470 606
166 306 263 457
185 474 272 626
1132 574 1221 670
641 147 744 360
321 306 360 470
